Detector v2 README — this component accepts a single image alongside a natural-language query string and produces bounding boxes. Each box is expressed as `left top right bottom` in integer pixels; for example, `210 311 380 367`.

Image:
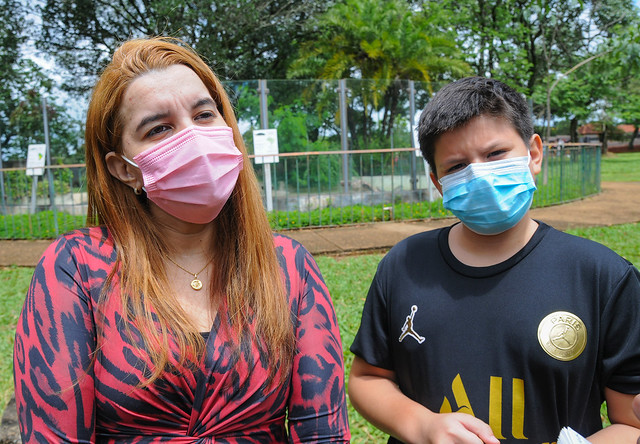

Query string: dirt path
529 181 640 231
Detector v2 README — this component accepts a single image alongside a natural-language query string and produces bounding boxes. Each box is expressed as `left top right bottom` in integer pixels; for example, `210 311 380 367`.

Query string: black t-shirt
351 222 640 443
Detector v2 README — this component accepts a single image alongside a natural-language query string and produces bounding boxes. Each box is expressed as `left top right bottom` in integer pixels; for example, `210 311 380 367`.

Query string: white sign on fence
253 129 279 164
26 144 46 176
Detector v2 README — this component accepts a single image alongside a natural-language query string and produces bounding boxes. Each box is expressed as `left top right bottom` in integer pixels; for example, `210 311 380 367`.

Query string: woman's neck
151 207 216 258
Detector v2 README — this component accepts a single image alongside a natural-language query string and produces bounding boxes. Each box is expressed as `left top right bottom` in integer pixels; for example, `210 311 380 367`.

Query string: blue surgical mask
439 154 536 235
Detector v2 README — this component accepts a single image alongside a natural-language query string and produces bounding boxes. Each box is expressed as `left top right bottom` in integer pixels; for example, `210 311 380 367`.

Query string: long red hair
85 37 293 384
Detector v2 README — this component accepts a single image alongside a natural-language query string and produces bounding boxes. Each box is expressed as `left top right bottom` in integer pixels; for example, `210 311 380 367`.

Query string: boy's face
430 115 543 193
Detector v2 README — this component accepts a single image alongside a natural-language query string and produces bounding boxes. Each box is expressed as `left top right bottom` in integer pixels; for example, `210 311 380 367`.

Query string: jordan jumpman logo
399 305 425 343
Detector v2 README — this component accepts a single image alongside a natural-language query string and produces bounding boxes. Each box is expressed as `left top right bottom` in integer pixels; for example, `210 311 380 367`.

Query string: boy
349 77 640 443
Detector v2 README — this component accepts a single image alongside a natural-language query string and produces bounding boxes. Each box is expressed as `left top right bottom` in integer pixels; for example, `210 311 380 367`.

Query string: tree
0 0 28 154
543 15 640 147
441 0 638 143
36 0 334 93
618 84 640 149
549 72 600 142
610 21 640 150
7 81 83 162
0 0 83 164
288 0 468 81
287 0 469 145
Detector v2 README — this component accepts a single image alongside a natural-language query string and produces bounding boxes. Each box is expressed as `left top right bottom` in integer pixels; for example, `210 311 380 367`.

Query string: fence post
581 146 586 197
257 79 274 212
559 145 564 201
42 96 59 235
596 145 601 192
408 80 417 191
338 79 349 193
0 138 6 215
30 176 38 214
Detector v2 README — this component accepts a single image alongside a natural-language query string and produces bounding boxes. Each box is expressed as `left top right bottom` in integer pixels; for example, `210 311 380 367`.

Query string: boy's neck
448 216 539 267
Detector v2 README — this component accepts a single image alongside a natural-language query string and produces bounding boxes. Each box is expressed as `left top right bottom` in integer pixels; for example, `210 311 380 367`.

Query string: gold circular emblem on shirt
537 311 587 361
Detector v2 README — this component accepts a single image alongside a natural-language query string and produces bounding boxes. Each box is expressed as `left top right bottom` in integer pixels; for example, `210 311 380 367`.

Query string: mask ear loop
120 154 147 195
121 154 139 168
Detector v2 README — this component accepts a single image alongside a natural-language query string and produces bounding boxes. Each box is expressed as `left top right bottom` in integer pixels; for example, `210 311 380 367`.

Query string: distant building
578 122 640 152
577 123 604 143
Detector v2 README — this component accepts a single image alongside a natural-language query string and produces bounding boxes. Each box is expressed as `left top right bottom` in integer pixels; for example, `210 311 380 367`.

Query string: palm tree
288 0 470 142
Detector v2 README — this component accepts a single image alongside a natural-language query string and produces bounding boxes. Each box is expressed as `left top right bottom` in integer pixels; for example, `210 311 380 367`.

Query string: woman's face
119 64 228 159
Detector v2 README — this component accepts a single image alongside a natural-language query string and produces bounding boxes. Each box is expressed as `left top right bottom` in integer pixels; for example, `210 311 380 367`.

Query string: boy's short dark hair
417 76 534 178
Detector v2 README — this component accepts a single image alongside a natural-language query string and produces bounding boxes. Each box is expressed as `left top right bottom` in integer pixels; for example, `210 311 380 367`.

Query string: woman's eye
195 111 216 121
146 125 171 138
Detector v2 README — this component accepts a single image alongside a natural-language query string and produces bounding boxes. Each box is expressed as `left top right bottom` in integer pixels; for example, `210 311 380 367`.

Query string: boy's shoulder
390 226 446 252
384 222 633 271
378 226 448 269
541 223 632 264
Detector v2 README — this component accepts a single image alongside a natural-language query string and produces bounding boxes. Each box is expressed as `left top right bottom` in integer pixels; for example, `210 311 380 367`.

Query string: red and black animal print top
14 226 350 443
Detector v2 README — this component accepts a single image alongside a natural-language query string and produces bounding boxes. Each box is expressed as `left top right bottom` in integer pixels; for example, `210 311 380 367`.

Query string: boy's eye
446 163 466 174
488 150 506 158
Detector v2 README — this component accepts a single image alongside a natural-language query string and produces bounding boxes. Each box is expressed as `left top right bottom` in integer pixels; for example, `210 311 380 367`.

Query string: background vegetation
2 0 640 166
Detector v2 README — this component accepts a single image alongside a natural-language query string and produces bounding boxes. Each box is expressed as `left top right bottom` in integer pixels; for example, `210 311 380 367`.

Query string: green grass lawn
1 152 638 441
601 152 640 182
0 267 33 420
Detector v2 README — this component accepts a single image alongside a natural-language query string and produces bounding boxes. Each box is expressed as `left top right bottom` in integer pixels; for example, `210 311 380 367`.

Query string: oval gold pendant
190 279 203 290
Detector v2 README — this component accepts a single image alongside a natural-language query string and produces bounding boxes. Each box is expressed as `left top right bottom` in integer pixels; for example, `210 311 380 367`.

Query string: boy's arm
633 394 640 421
348 356 499 444
587 389 640 444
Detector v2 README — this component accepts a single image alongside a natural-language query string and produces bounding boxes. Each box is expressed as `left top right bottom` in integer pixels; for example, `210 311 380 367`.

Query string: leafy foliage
6 88 83 162
0 0 28 149
0 0 82 164
287 0 469 148
437 0 638 143
37 0 334 93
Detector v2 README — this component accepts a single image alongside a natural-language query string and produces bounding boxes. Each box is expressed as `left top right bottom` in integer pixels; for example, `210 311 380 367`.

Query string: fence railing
0 144 601 239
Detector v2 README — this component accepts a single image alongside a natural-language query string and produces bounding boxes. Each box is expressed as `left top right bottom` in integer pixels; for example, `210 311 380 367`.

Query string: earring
134 187 142 195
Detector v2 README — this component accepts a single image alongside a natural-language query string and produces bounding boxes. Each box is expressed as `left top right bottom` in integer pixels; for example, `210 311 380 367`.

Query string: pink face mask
122 126 243 224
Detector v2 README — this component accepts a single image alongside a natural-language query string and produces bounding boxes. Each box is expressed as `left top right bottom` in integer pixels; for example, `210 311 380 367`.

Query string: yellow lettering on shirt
441 374 528 440
512 378 527 439
440 374 475 415
489 376 506 439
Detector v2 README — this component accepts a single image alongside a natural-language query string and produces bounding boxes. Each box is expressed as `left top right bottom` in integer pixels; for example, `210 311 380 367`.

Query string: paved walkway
1 182 640 267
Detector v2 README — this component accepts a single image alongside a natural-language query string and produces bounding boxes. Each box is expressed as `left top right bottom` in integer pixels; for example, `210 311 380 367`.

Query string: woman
14 37 350 443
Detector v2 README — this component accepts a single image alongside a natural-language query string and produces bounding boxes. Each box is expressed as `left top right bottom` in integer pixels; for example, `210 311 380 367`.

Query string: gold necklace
166 256 213 291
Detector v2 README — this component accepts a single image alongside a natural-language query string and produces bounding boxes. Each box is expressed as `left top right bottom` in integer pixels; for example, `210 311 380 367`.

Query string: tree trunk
600 126 609 155
628 125 639 151
570 118 578 143
385 86 400 140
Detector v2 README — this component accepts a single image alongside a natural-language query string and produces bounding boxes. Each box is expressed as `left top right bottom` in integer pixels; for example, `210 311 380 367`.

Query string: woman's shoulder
271 232 318 279
40 225 116 267
272 232 308 255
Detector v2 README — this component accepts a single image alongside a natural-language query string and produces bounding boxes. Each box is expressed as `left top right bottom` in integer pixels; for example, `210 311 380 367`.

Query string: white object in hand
557 427 592 444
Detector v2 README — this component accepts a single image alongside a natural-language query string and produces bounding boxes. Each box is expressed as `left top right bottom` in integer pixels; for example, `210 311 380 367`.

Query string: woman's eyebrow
134 97 217 133
193 97 217 109
136 112 169 133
